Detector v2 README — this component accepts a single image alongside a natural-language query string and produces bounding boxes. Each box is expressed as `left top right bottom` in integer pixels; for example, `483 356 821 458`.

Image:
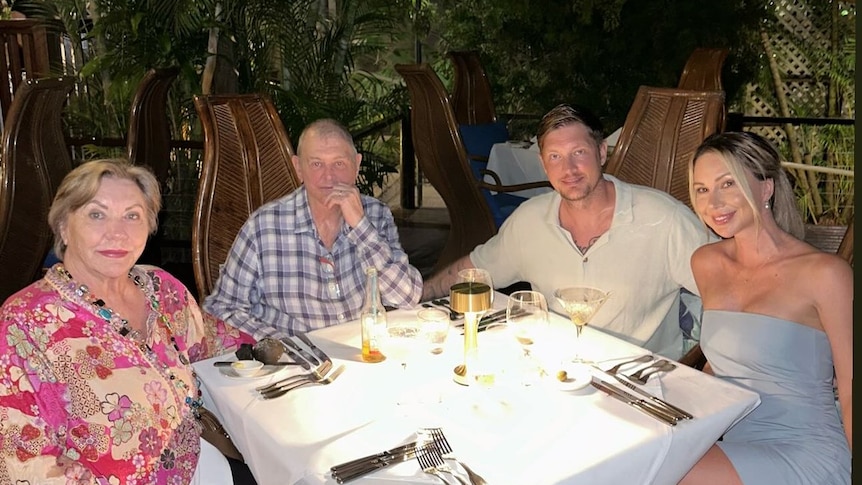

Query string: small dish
219 363 290 380
231 360 264 377
552 363 592 392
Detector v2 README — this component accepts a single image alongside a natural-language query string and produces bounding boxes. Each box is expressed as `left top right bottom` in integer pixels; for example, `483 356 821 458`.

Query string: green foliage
430 0 766 131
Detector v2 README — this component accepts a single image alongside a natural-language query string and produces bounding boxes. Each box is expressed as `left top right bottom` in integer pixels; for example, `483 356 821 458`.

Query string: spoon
628 359 677 385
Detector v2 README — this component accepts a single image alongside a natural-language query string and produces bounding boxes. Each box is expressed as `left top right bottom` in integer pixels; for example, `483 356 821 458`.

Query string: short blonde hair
48 159 162 258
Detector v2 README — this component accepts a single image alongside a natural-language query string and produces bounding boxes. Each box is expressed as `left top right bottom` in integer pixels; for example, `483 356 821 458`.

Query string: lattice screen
739 0 855 224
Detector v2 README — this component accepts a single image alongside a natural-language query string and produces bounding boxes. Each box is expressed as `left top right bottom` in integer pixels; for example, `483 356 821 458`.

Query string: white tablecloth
195 296 759 485
484 129 622 199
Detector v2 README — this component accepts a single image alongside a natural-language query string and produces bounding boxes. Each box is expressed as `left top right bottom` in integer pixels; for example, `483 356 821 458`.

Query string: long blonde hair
689 132 804 239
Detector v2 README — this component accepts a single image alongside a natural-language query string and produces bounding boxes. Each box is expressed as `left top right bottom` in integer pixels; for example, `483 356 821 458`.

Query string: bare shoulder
691 240 731 269
794 248 853 287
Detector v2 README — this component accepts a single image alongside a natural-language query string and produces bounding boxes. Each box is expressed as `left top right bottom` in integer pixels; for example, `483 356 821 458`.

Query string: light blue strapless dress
701 310 850 485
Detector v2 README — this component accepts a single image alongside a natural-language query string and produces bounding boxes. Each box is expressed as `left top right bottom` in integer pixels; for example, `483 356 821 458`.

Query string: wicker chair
127 67 180 186
0 77 74 302
395 63 549 273
447 50 498 125
604 86 726 209
677 48 730 91
192 93 301 300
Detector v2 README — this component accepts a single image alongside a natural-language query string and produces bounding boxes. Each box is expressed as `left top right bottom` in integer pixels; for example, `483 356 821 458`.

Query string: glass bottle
360 267 386 363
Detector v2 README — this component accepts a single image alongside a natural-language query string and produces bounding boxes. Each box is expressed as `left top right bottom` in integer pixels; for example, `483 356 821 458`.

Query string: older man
423 105 714 358
204 119 422 339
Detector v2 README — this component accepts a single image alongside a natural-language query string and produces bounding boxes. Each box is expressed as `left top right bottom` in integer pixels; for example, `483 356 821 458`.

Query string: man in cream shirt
423 104 714 359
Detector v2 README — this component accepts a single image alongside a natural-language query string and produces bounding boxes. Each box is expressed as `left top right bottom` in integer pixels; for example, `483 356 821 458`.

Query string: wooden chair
0 20 64 124
0 77 74 302
680 221 854 371
677 48 729 91
192 93 301 300
395 63 549 273
127 67 180 266
604 86 726 209
127 67 180 186
447 51 498 125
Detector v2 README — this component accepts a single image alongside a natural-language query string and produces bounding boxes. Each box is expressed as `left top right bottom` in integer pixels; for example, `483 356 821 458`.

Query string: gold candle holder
450 282 491 385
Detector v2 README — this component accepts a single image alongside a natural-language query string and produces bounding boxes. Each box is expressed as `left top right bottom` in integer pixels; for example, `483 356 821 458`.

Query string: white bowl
231 360 264 377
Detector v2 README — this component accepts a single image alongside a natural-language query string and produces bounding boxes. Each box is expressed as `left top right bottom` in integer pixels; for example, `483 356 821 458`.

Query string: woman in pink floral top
0 160 255 484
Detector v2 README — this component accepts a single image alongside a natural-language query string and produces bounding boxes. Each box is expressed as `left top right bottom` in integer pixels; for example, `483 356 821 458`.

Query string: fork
604 354 654 375
416 446 454 484
628 359 676 385
261 364 345 399
256 360 332 393
421 428 477 485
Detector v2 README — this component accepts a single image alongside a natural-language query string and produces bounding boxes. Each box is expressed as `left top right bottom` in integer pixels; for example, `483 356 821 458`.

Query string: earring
764 202 770 209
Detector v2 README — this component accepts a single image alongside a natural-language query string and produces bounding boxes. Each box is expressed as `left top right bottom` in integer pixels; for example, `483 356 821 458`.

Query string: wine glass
553 287 610 364
384 319 423 372
507 291 549 383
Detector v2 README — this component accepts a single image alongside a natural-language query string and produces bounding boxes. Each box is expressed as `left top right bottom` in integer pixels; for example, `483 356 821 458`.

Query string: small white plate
552 364 592 392
219 364 291 379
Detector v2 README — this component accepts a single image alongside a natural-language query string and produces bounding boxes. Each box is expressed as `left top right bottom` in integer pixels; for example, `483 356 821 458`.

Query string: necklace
54 265 202 416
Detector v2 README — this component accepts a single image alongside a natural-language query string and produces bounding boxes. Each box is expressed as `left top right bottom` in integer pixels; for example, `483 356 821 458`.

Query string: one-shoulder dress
700 310 850 485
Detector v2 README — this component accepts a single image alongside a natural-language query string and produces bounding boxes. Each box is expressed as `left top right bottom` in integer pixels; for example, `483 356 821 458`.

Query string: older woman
680 132 851 484
0 160 256 484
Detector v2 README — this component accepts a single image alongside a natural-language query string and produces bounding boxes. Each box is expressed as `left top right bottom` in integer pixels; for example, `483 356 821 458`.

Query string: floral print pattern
0 265 254 484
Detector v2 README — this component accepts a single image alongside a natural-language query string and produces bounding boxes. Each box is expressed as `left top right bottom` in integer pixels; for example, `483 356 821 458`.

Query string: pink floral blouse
0 265 255 484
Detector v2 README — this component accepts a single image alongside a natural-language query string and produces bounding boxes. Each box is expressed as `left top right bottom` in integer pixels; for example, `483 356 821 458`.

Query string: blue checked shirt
202 187 422 339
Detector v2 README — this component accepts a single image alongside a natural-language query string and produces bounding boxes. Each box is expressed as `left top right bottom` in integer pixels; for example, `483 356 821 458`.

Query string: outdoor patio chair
0 77 74 302
395 63 550 273
127 66 180 187
0 19 64 125
448 50 498 125
127 67 180 266
192 93 301 300
677 47 729 91
604 86 726 209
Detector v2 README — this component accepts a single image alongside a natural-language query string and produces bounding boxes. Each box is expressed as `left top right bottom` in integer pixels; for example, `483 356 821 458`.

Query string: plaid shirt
203 187 422 339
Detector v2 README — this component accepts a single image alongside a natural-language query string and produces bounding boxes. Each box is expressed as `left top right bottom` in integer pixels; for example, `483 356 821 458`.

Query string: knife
591 364 694 420
294 332 332 366
591 378 678 426
282 337 319 366
612 373 694 420
330 441 418 474
332 444 420 483
213 361 301 367
278 338 311 369
455 308 506 328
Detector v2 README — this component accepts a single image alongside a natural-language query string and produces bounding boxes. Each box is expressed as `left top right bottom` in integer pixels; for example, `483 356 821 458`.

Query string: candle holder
449 281 491 385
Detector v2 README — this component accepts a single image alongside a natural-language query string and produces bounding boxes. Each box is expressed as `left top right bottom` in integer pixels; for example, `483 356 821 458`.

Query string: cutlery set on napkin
590 356 693 426
330 428 485 484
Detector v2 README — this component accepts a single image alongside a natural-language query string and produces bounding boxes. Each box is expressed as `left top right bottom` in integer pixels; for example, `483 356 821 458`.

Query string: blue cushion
469 156 528 228
458 121 509 158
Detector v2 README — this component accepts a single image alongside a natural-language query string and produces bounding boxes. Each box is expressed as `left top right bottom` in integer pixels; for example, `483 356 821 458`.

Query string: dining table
194 293 760 485
484 128 622 198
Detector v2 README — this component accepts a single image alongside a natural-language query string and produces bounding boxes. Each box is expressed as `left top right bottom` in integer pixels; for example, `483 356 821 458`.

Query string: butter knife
278 338 311 369
294 332 331 365
282 337 319 366
591 379 678 426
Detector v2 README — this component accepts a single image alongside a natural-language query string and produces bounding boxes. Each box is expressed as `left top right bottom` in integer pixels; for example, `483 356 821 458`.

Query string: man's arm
421 255 474 301
202 220 301 340
347 202 423 308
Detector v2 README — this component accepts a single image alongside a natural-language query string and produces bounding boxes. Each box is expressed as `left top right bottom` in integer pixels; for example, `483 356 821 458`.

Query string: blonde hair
48 159 162 258
689 132 804 239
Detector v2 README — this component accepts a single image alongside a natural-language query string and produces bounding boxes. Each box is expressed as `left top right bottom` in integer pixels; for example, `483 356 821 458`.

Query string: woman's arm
814 255 853 449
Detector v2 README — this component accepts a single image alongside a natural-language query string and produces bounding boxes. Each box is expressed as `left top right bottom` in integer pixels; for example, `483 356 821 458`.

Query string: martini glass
553 287 610 364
